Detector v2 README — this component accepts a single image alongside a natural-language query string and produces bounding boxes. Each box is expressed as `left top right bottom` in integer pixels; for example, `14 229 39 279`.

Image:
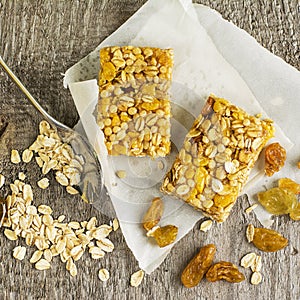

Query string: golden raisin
181 244 216 288
264 142 286 177
278 178 300 195
252 227 288 252
257 187 297 215
142 197 164 231
206 261 245 283
290 202 300 221
151 225 178 248
201 97 215 116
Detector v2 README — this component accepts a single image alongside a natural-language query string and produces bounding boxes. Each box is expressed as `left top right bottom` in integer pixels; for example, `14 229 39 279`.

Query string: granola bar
97 46 173 157
161 95 275 222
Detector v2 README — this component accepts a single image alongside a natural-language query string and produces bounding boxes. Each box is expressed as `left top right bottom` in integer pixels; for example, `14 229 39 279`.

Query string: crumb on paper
116 170 127 179
157 161 164 170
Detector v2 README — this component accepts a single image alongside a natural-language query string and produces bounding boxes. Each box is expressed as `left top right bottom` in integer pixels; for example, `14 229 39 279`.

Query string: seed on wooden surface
246 224 255 243
18 172 26 181
22 149 33 163
10 183 19 195
23 184 33 202
251 271 262 285
89 246 105 259
200 220 213 232
43 249 53 262
245 204 258 214
112 218 119 231
4 229 18 240
37 178 50 189
68 221 80 230
70 245 82 257
66 186 79 195
96 238 114 252
58 215 66 222
13 246 26 260
130 270 144 287
11 149 21 164
86 217 97 231
35 259 51 270
69 262 77 276
30 250 43 264
38 205 53 215
55 172 69 186
92 225 112 240
98 268 110 282
240 252 256 269
251 255 262 272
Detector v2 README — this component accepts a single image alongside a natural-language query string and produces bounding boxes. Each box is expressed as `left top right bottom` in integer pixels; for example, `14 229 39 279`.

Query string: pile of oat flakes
0 121 144 286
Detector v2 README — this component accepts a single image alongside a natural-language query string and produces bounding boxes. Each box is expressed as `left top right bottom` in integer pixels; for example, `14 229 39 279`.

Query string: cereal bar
97 46 173 157
161 95 275 222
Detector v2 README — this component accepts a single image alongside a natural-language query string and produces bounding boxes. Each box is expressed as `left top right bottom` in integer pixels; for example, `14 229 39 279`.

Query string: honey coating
161 95 275 222
97 46 173 158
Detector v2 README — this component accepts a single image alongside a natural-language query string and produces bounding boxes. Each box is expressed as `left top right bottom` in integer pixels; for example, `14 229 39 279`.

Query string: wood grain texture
0 0 299 299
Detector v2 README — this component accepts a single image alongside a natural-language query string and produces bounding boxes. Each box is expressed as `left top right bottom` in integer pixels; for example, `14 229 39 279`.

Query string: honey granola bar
97 46 173 157
161 95 275 222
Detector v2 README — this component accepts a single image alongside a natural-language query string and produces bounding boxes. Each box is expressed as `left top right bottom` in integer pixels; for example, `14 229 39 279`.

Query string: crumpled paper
64 0 299 273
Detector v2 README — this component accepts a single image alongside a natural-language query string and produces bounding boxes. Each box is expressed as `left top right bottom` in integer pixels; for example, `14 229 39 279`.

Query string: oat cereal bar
97 46 173 157
161 95 275 222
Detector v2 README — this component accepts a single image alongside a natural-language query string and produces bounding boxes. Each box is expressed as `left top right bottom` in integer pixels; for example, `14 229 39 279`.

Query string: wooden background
0 0 299 299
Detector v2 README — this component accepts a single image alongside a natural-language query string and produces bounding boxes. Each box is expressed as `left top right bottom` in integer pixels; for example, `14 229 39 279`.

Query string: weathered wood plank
0 0 299 299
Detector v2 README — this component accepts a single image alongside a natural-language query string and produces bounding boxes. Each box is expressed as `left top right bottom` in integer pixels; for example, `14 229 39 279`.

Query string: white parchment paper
64 0 299 273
